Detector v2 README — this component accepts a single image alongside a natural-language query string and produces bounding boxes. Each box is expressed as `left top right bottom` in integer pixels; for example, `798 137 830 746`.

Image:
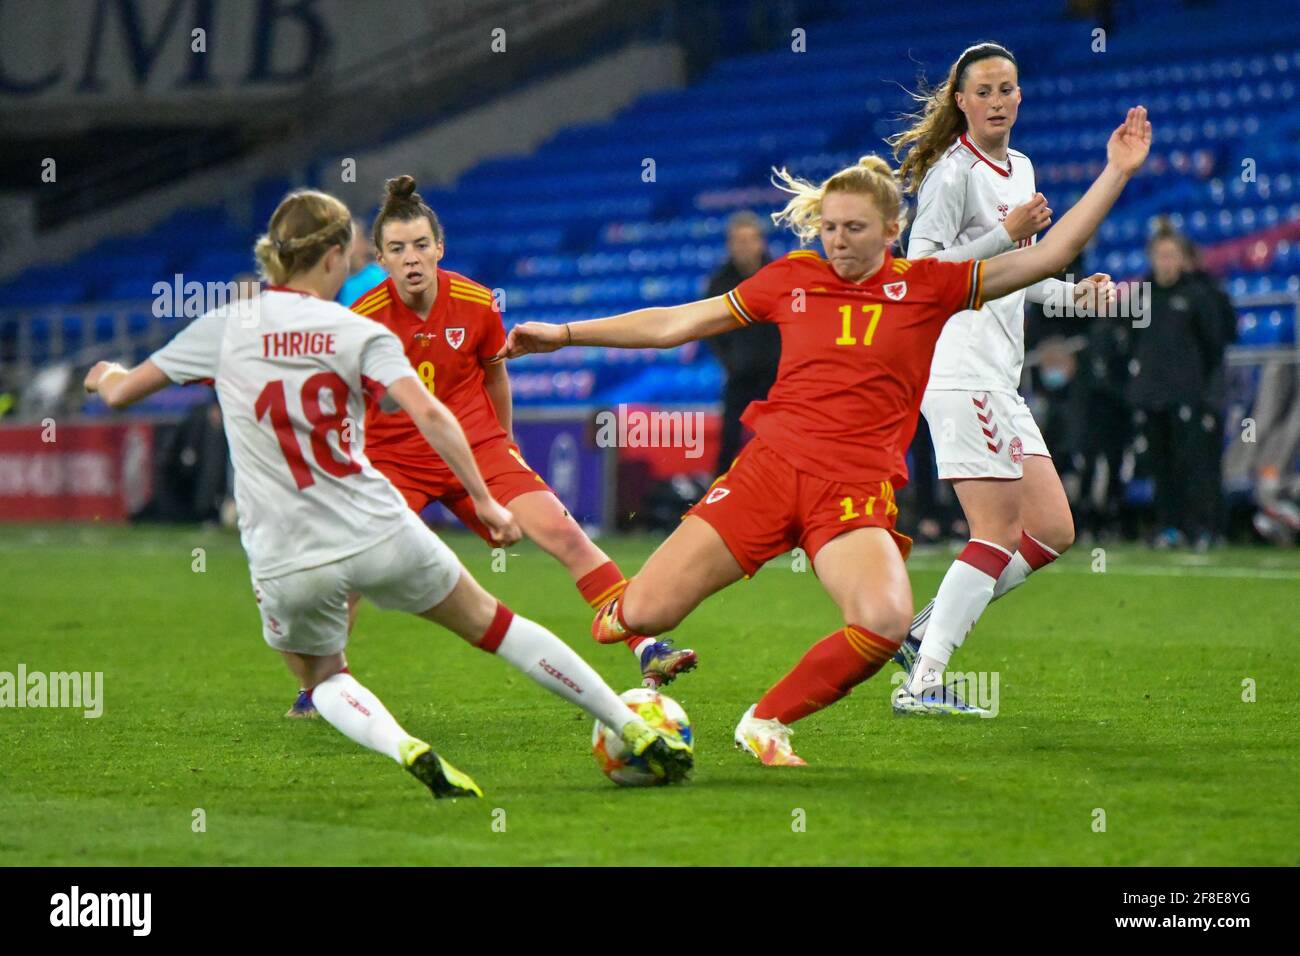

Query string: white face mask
1041 367 1070 390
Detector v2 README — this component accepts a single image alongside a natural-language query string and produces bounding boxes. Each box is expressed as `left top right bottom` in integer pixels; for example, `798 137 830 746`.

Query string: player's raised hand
1004 193 1053 242
496 321 570 361
1073 272 1117 316
1106 106 1152 176
475 497 522 546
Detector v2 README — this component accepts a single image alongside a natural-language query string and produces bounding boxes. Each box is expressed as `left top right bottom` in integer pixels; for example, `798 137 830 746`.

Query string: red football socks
576 560 647 652
755 625 901 724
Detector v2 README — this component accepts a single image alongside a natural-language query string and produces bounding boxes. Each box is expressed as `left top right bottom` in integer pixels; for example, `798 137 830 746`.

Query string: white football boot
733 704 808 767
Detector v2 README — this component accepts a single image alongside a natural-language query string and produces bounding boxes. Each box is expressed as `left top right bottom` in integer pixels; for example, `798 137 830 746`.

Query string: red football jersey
724 249 984 486
354 271 507 467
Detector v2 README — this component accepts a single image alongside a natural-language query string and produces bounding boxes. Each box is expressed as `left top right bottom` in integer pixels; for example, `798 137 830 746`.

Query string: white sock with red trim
909 531 1060 641
480 604 636 734
310 671 414 764
908 539 1014 694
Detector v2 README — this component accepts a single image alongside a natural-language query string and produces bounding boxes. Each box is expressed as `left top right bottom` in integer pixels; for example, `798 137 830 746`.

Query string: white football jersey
908 133 1037 392
151 288 420 578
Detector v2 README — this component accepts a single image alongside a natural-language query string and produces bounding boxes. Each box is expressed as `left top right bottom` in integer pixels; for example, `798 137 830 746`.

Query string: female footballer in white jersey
888 42 1118 713
83 189 691 794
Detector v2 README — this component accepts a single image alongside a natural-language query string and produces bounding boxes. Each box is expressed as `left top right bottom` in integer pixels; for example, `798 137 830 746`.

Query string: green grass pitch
2 523 1297 866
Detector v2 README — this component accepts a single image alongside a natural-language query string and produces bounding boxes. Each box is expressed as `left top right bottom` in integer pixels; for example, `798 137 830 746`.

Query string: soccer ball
592 688 693 787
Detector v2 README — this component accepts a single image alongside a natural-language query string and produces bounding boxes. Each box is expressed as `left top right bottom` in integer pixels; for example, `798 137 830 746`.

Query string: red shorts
369 438 550 544
685 437 913 577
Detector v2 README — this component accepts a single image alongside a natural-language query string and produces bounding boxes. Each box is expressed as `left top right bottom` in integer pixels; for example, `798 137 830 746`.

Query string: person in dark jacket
1069 316 1131 540
705 211 779 472
1182 245 1238 543
1127 224 1234 548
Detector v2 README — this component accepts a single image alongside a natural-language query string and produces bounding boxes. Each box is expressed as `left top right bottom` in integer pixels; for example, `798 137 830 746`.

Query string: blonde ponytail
771 155 904 243
253 189 353 285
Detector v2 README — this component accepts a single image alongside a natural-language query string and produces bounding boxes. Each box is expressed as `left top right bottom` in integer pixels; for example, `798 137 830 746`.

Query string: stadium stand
2 0 1297 419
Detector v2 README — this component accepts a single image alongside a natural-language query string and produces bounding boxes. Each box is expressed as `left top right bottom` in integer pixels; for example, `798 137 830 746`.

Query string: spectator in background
1128 221 1233 549
706 211 778 472
1066 308 1131 541
337 216 387 306
1180 232 1238 542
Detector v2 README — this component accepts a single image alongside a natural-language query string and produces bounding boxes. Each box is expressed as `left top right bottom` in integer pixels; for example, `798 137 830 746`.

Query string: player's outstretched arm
385 377 521 545
496 295 737 360
980 106 1151 303
84 360 173 408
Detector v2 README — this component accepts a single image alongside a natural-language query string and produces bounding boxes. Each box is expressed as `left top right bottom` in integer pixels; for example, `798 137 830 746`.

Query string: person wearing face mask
884 42 1119 713
1128 223 1234 549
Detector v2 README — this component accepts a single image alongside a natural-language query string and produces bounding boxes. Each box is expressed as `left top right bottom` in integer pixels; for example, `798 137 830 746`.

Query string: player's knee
1052 515 1076 554
1047 522 1075 555
1028 515 1075 556
982 524 1023 553
619 583 674 636
846 599 910 646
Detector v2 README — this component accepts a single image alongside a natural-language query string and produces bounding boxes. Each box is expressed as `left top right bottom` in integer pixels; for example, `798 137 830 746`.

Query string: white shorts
250 511 462 656
921 388 1050 480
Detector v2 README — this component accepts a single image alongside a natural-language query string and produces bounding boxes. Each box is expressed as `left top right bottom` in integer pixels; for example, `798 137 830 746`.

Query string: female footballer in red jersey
500 107 1150 766
287 176 695 717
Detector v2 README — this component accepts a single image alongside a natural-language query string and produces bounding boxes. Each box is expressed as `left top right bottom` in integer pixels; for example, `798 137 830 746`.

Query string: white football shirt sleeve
1023 277 1075 307
909 162 966 246
908 161 1014 262
150 310 223 383
360 328 420 390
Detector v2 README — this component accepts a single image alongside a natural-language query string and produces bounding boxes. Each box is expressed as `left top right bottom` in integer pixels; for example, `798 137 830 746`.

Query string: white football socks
908 540 1012 694
992 549 1034 600
493 614 635 733
310 671 415 764
909 549 1034 642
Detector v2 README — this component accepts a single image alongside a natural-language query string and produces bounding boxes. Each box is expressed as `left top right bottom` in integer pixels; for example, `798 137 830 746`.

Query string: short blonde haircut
253 189 353 285
770 155 906 244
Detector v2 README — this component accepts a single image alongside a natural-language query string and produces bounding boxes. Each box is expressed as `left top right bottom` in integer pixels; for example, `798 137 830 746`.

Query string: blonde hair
888 42 1018 195
253 189 353 284
770 155 905 244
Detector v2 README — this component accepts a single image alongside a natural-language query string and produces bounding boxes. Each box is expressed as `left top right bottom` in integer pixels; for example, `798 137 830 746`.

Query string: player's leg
257 566 481 798
360 514 691 781
285 591 361 718
284 469 434 719
492 486 698 687
899 394 1066 704
901 475 1017 707
1017 454 1075 558
734 527 911 766
595 514 748 640
899 457 1069 704
593 439 786 643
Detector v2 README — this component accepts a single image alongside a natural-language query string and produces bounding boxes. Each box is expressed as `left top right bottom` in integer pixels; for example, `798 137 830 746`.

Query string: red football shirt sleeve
722 257 794 325
922 257 986 317
478 303 507 365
